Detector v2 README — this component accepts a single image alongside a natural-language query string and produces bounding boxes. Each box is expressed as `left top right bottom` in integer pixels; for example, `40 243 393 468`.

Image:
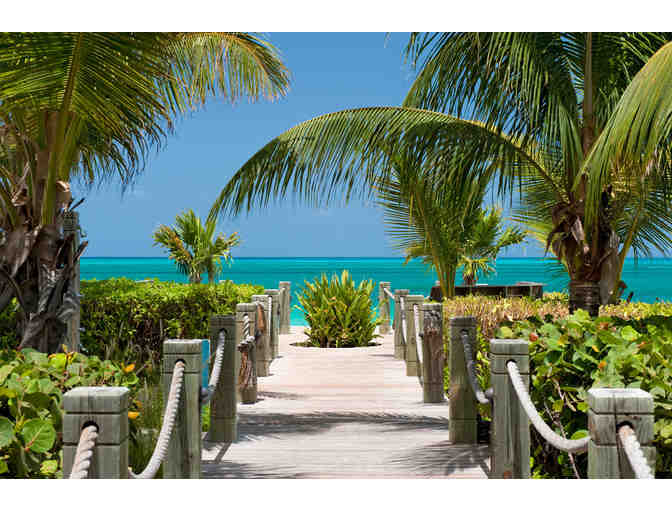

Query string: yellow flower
592 345 599 352
123 364 135 373
133 399 143 409
128 411 140 420
598 361 606 371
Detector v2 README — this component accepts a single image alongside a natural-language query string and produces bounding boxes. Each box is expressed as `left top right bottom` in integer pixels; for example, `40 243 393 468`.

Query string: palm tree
0 32 289 351
209 33 672 316
153 209 239 284
376 151 524 298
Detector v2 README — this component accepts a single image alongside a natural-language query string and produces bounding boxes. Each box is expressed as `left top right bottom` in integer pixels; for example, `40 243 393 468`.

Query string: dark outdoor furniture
429 282 545 301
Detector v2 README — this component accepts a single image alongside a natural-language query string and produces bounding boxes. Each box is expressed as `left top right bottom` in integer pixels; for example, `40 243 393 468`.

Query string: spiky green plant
296 270 380 348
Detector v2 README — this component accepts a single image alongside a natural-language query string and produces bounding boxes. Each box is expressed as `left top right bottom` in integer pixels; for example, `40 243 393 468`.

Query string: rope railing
618 424 654 479
506 360 590 454
68 424 99 479
200 329 226 406
460 330 492 405
383 287 395 301
129 360 185 479
412 303 423 386
399 295 407 344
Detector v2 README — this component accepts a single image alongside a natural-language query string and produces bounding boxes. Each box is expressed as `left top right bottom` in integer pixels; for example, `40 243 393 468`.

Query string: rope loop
129 360 185 479
460 330 491 405
506 360 590 454
69 424 99 479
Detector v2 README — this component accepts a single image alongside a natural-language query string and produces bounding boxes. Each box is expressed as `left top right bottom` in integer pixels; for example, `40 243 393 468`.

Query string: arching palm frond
583 41 672 226
208 106 558 221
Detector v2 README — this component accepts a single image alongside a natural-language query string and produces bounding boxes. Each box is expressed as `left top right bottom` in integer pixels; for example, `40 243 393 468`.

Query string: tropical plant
0 347 140 478
296 270 380 348
0 32 289 352
153 209 240 283
208 33 672 317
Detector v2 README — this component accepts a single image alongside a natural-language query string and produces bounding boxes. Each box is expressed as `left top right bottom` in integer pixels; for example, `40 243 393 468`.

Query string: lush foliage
153 209 240 283
297 270 380 348
0 33 289 353
0 279 262 362
0 348 140 478
494 310 672 478
209 34 672 310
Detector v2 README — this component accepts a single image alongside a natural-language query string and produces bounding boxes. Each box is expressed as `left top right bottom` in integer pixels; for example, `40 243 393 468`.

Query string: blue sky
77 32 542 258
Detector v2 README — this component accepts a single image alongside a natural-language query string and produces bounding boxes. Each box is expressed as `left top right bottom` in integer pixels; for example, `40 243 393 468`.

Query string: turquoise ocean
81 257 672 326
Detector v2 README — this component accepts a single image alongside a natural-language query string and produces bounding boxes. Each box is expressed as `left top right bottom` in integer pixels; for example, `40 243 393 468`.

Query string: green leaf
40 459 58 476
0 364 13 385
620 326 640 343
570 429 589 440
0 459 7 474
20 419 56 453
552 399 563 412
0 416 15 448
577 402 588 412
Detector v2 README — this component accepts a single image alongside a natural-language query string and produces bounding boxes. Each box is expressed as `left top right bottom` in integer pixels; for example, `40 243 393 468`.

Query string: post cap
490 338 529 355
64 387 129 413
587 388 654 414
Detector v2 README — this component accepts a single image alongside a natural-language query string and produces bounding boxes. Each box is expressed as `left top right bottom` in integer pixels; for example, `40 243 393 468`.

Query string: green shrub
495 310 672 478
0 348 140 478
0 278 262 364
297 270 381 348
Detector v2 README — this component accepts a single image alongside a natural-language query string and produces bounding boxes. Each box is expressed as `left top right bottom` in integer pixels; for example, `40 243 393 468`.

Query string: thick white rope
243 314 250 338
412 303 423 365
129 361 185 479
618 424 654 479
399 295 407 344
201 329 226 406
460 330 491 405
69 424 99 479
383 287 395 301
506 361 590 454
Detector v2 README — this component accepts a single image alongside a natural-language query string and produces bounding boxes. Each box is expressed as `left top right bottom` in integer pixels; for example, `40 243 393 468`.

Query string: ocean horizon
80 256 672 326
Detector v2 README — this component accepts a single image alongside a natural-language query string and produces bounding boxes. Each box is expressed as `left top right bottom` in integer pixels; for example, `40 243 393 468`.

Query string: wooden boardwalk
202 326 490 478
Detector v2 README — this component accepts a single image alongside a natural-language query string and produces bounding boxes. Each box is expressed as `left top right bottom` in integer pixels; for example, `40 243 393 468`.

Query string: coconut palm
209 33 672 316
376 152 524 297
0 32 289 351
153 209 240 284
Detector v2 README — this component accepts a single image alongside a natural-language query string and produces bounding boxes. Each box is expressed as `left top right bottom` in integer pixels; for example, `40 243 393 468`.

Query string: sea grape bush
494 310 672 478
0 348 140 478
297 270 381 348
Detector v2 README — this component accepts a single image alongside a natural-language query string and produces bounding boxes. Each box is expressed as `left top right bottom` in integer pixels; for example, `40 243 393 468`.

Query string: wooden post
279 281 291 334
490 338 530 479
63 387 129 478
378 282 391 334
251 296 271 376
404 295 424 377
63 210 80 352
163 339 202 479
587 388 656 478
393 289 409 360
236 303 257 404
207 315 237 443
265 288 281 359
421 303 445 403
449 316 478 443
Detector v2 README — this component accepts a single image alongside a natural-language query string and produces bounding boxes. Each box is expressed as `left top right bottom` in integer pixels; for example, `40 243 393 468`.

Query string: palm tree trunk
568 281 600 317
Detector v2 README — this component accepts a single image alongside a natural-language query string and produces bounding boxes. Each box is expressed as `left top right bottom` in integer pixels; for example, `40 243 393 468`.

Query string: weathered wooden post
63 387 129 478
490 338 530 479
265 288 281 359
63 210 80 352
207 315 237 443
587 388 656 478
393 289 409 360
236 303 258 404
378 282 391 334
449 316 478 443
421 303 445 403
251 296 271 376
404 295 424 377
163 339 202 478
279 281 291 334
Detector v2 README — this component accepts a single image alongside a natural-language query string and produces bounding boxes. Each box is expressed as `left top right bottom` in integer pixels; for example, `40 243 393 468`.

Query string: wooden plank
202 325 488 479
